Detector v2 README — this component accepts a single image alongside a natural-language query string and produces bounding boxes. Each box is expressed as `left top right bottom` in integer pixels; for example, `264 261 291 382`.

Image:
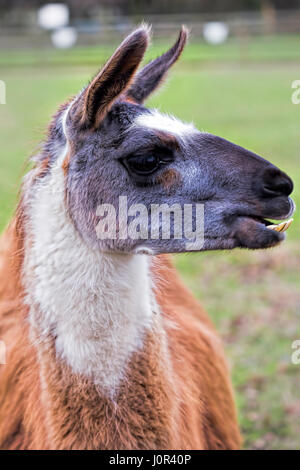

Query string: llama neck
23 148 156 396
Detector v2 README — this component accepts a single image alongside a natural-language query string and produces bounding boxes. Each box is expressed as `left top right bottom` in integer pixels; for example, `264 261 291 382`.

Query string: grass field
0 34 299 449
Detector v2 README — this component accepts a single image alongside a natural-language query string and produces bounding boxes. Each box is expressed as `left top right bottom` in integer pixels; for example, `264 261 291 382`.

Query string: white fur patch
24 129 156 397
61 98 76 137
135 109 196 140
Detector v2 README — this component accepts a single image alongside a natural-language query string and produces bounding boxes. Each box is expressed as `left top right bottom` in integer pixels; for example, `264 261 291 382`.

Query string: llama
0 26 294 450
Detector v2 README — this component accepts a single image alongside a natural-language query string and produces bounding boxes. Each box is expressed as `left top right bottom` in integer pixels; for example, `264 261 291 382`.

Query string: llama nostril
261 167 293 197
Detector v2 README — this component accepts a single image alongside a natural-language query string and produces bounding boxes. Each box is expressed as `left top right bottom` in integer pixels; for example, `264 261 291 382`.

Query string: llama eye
125 155 160 175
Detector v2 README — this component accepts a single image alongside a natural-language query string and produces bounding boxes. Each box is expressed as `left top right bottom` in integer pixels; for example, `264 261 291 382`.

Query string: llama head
48 25 294 254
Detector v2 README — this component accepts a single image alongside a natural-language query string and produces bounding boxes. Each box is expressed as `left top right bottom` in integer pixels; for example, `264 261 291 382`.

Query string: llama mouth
265 218 293 232
246 196 295 233
231 213 295 250
254 217 294 233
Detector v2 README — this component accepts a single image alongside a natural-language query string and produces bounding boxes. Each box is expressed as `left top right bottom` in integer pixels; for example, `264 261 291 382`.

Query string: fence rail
1 10 300 49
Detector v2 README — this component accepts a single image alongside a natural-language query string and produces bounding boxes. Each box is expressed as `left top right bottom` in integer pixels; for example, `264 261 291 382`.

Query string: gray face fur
48 26 294 255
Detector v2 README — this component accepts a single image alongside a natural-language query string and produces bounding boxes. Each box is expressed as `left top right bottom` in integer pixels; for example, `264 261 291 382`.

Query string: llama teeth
267 218 293 233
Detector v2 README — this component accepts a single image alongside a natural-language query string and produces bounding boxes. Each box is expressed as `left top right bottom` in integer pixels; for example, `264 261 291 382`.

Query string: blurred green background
0 0 300 450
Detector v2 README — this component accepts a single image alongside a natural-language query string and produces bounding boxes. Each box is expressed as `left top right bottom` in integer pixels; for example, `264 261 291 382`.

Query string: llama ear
126 26 188 104
75 26 150 128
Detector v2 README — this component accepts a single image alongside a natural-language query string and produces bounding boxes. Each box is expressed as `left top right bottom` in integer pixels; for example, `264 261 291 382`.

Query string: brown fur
154 131 180 151
0 213 241 450
157 168 182 193
62 151 71 177
36 156 50 178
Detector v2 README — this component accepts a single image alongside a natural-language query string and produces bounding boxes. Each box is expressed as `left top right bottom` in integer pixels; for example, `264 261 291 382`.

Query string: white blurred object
203 22 229 45
51 27 77 49
38 4 69 30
